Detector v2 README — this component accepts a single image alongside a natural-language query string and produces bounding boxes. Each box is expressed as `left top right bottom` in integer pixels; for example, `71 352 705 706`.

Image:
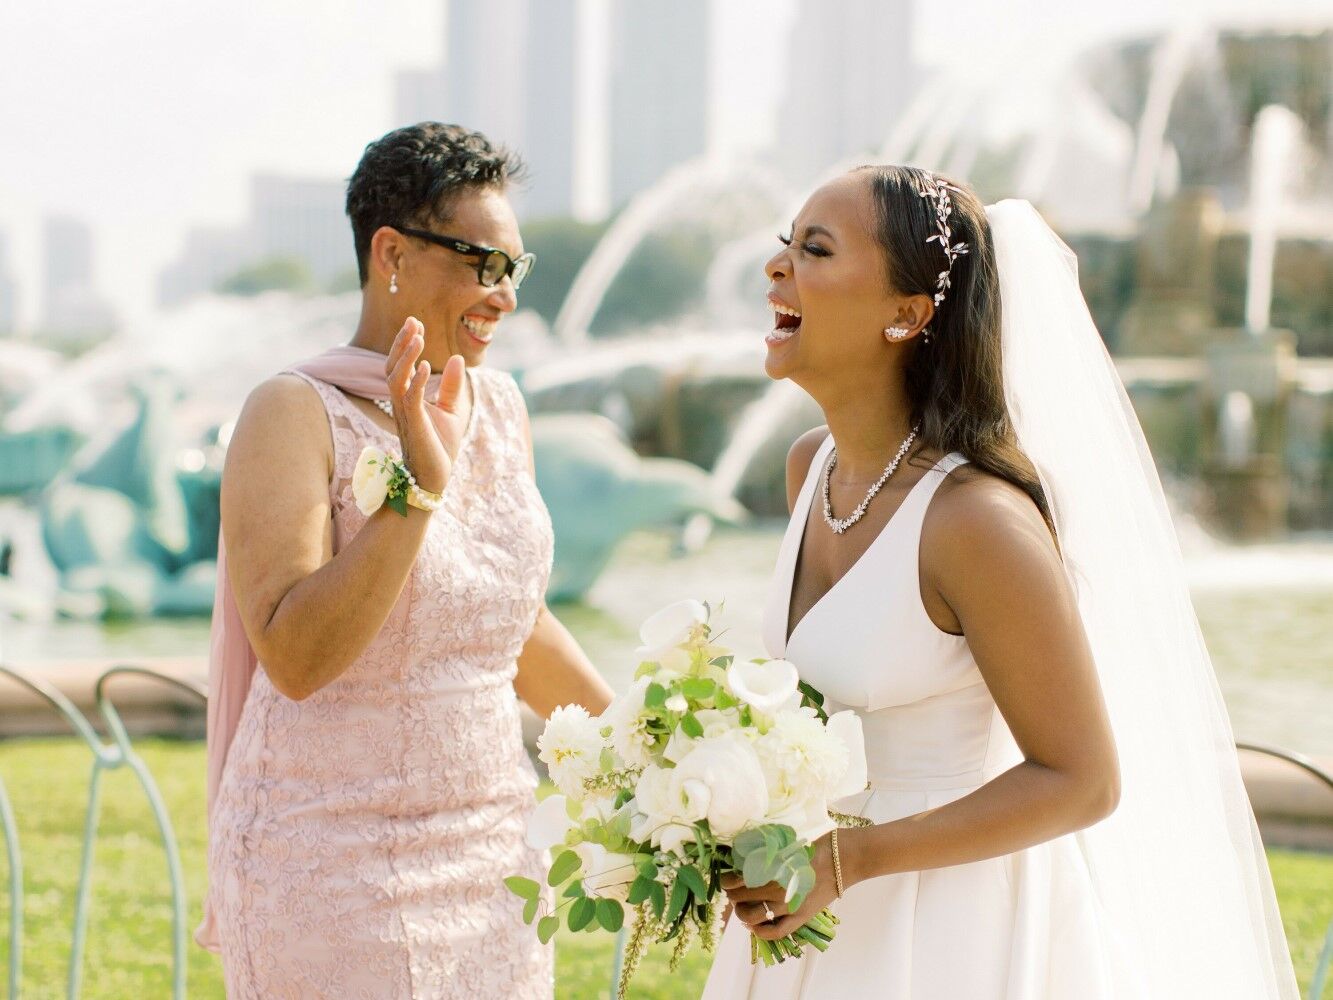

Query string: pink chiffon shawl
196 345 443 950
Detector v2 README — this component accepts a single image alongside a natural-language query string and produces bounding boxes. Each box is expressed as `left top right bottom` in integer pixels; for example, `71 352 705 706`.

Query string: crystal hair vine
916 173 969 308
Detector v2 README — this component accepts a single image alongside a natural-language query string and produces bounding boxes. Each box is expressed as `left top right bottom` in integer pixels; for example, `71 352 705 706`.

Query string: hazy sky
2 0 1331 330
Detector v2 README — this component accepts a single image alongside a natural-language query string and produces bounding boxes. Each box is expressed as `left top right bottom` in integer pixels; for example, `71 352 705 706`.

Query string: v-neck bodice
760 438 1021 793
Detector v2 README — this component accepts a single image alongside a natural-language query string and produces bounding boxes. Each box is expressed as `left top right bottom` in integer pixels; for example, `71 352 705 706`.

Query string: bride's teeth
772 303 801 318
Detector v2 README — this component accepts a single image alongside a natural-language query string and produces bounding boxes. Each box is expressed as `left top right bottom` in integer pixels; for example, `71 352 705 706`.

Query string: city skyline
2 0 1331 333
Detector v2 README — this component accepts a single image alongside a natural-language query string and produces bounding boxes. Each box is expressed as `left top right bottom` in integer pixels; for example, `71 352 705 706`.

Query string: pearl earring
389 273 399 294
884 326 910 341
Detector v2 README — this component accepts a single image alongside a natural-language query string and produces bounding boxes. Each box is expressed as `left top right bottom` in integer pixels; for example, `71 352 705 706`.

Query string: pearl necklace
821 426 920 534
374 398 395 418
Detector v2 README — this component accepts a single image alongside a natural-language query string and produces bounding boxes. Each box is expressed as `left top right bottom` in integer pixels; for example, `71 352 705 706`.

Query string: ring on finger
762 903 775 922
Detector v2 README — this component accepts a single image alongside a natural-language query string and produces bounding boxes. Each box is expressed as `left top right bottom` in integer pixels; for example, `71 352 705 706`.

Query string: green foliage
732 824 816 910
681 678 716 701
798 680 828 722
215 256 313 296
504 875 540 900
548 849 581 886
0 740 1327 998
513 216 609 323
537 913 560 944
514 213 714 336
595 898 624 932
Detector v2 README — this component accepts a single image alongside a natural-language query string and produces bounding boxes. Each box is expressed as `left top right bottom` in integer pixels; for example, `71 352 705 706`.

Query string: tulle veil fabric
988 199 1298 997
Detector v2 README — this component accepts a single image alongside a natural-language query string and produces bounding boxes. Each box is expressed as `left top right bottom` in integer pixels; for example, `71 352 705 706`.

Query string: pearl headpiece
917 173 970 308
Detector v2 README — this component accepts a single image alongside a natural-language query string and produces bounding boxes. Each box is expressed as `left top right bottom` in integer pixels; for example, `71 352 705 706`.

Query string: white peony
598 677 655 768
635 599 708 670
537 704 606 800
668 732 770 839
760 707 849 790
352 446 395 515
727 658 800 715
573 842 639 901
526 793 576 850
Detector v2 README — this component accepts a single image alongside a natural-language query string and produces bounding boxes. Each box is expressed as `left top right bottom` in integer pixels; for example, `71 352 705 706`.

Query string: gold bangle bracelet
831 828 845 898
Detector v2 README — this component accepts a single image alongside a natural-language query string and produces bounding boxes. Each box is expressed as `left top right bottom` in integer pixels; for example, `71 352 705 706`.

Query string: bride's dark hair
857 164 1055 537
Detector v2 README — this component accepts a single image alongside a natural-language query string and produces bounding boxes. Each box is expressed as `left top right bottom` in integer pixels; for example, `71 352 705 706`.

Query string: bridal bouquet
505 600 868 997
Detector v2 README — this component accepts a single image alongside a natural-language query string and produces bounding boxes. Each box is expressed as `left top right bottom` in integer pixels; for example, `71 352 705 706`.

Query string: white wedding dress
701 199 1297 999
701 443 1139 1000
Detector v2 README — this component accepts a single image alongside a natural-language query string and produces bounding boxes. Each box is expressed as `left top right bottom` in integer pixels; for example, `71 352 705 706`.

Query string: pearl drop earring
884 326 910 341
389 273 399 294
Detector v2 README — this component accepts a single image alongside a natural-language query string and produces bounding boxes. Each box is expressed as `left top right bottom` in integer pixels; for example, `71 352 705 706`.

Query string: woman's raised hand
384 317 468 495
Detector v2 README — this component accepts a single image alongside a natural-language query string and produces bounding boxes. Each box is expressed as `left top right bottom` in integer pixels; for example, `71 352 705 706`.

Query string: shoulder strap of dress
795 433 835 518
279 369 359 490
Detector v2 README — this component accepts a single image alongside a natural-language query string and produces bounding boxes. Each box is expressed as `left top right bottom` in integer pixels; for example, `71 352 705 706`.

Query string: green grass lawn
0 738 1328 998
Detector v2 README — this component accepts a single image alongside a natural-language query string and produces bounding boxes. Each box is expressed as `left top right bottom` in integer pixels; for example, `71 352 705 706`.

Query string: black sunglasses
393 226 535 290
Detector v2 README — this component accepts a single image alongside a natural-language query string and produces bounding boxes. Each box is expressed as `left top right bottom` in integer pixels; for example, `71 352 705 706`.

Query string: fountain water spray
1244 104 1303 336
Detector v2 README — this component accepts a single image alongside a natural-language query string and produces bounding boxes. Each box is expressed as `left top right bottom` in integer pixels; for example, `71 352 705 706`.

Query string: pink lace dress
207 366 555 999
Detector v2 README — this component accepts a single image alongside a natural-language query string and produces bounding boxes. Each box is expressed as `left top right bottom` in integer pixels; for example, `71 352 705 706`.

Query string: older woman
196 123 611 999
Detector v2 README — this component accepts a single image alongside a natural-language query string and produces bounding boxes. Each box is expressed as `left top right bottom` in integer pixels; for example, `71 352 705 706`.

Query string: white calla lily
727 658 800 714
525 793 575 850
573 842 638 901
635 599 707 666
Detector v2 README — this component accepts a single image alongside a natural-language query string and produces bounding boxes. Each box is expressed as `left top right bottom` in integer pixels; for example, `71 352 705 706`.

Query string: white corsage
352 446 442 516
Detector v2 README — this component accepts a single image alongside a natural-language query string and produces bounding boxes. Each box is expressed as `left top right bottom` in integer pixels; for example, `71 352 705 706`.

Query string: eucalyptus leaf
522 896 539 924
744 851 774 888
680 712 704 738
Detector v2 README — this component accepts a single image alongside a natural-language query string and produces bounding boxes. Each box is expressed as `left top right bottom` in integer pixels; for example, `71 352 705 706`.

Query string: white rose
526 793 576 850
668 733 770 840
635 599 707 669
537 704 606 800
727 658 800 715
573 842 638 901
629 765 696 855
352 446 395 515
598 677 654 768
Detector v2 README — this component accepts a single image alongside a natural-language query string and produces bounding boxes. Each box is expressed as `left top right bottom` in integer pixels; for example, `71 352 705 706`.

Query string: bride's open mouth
768 301 801 346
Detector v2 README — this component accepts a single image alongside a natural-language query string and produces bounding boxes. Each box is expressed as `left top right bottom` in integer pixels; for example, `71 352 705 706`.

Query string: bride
701 166 1298 998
